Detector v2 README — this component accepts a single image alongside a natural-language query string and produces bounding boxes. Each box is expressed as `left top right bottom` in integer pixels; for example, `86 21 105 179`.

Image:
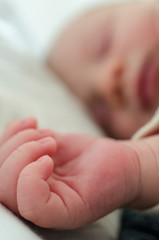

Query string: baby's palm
18 134 129 229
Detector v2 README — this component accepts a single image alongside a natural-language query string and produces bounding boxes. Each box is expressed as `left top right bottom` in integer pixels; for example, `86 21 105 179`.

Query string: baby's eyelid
96 34 112 60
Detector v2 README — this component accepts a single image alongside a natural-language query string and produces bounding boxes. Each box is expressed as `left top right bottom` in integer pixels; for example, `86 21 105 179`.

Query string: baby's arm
0 118 56 214
1 121 159 230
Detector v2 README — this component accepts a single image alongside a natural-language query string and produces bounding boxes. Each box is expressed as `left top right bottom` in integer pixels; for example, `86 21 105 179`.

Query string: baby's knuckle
12 146 25 159
17 129 37 138
13 142 36 158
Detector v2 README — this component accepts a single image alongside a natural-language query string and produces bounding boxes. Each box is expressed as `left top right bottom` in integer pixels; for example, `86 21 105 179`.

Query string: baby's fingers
0 128 54 168
0 138 57 213
17 157 69 229
0 117 37 147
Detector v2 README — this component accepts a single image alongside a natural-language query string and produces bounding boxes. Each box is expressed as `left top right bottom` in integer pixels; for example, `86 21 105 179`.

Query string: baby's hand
15 133 141 229
17 133 159 230
2 121 159 231
0 118 56 214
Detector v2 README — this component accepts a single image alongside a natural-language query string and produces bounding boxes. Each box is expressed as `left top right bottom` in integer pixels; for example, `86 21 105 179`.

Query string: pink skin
49 1 159 139
1 118 159 229
0 118 56 213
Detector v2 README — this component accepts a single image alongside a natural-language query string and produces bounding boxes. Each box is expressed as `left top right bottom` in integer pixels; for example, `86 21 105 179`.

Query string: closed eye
96 34 111 60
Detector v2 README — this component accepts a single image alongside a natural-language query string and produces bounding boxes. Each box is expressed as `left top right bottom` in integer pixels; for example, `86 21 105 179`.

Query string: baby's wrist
123 137 159 210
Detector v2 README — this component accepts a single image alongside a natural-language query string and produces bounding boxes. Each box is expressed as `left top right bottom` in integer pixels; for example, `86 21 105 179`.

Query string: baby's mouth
137 57 158 110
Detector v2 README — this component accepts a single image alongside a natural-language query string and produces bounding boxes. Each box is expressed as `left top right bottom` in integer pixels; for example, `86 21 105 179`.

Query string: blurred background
0 0 129 58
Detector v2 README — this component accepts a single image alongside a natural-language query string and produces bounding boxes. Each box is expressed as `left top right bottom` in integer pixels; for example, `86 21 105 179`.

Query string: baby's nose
96 59 125 108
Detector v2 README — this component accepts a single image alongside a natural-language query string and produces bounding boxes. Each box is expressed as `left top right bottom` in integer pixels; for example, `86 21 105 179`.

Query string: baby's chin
101 122 141 140
89 102 130 139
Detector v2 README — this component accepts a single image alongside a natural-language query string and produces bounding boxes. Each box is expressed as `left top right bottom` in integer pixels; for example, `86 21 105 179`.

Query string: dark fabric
118 209 159 240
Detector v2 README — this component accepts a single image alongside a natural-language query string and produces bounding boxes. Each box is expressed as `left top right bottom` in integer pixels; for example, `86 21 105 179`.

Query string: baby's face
50 1 159 139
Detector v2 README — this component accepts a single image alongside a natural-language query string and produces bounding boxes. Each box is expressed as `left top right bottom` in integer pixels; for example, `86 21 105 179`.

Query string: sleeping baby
0 0 159 235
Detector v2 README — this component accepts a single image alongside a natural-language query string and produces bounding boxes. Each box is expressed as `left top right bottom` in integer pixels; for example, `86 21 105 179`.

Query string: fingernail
37 137 53 144
37 128 53 136
37 156 48 163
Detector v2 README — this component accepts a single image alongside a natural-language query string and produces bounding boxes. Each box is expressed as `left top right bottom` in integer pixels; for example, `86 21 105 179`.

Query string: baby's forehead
57 0 155 48
80 0 153 19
